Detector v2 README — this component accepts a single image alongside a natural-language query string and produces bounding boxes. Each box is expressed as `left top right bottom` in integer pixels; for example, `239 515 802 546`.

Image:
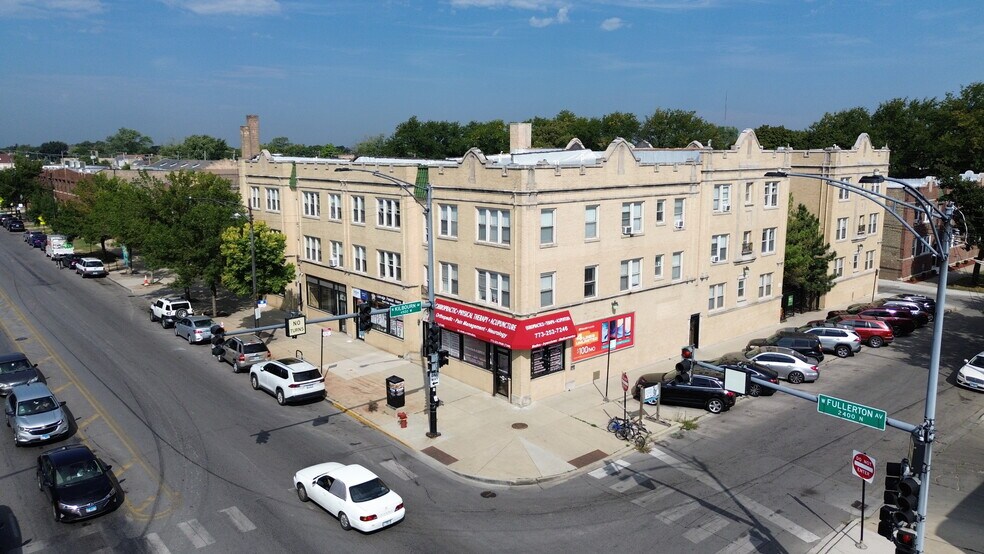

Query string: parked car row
10 223 108 278
1 212 26 232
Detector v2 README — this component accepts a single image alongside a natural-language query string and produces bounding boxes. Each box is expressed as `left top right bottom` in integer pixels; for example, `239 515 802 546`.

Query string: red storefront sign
571 313 636 362
434 299 575 350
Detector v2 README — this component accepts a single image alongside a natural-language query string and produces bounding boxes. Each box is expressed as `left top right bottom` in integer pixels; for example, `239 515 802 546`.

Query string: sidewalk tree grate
480 491 497 498
511 423 528 430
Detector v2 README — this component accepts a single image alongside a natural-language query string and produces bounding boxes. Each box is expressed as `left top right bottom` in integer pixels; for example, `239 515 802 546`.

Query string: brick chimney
241 115 260 160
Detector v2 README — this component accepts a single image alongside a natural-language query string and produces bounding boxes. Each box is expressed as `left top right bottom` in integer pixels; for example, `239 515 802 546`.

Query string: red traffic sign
621 372 629 392
852 450 876 483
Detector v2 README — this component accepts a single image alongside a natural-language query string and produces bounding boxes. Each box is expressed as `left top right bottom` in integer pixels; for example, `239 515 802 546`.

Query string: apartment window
737 277 746 300
440 262 458 295
742 231 753 255
584 205 599 239
865 250 875 270
708 283 725 311
764 182 778 207
913 235 930 257
654 254 664 279
303 236 321 262
352 196 365 224
377 198 401 229
328 194 342 220
852 251 860 271
711 234 729 262
744 182 754 205
834 257 844 277
836 218 848 241
620 258 642 291
250 186 260 210
868 213 878 235
540 272 555 307
673 198 685 228
302 191 320 217
838 186 850 200
621 202 643 233
758 273 773 298
713 184 732 212
439 204 458 238
330 241 343 267
477 207 511 245
377 250 402 281
353 245 367 273
655 199 665 224
477 269 510 308
265 188 280 211
671 252 683 280
584 266 597 298
540 209 556 245
761 228 777 254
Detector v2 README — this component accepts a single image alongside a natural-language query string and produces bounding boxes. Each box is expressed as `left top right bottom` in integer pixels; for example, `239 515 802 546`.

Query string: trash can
386 375 405 409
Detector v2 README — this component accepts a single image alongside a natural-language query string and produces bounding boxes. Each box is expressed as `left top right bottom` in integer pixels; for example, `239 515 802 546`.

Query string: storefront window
307 276 346 315
531 342 565 379
463 336 489 368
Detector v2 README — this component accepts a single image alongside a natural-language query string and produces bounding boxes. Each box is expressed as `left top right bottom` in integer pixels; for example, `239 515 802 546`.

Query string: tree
104 128 154 155
220 220 296 302
754 125 805 149
0 155 43 208
68 140 107 161
802 107 871 150
462 120 509 154
940 172 984 285
158 135 232 160
38 141 69 157
599 111 642 146
640 109 723 148
784 204 837 310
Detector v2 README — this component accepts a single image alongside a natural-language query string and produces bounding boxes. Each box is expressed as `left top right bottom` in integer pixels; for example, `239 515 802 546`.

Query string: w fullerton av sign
817 394 887 431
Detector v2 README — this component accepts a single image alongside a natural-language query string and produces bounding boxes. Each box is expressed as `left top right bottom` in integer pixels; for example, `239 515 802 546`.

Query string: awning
434 299 575 350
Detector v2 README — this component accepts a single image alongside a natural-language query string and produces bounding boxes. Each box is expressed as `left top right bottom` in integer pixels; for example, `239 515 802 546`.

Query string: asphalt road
1 232 982 554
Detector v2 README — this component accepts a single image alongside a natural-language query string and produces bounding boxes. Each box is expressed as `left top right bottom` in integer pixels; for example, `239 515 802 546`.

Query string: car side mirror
60 401 67 407
33 363 39 368
964 359 969 363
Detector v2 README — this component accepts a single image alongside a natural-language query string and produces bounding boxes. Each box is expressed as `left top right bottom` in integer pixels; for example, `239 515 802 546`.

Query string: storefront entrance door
493 347 511 399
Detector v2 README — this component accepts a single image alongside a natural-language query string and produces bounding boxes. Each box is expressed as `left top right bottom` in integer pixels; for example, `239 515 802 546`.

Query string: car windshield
0 359 32 374
293 369 321 382
789 350 809 362
968 355 984 369
243 343 268 354
193 319 214 329
54 459 103 486
349 478 390 503
17 396 58 416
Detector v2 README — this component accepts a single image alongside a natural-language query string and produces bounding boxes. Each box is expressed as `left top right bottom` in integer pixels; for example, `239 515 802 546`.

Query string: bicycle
606 416 629 433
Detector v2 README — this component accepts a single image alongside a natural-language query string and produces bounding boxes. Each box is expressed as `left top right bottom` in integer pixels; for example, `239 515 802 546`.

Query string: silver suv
149 297 194 329
798 325 863 358
5 383 70 445
215 336 271 373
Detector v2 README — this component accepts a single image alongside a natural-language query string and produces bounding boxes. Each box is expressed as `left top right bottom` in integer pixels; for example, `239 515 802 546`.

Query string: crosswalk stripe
683 514 730 543
23 541 46 554
145 533 171 554
630 487 675 508
715 533 765 554
588 459 630 479
609 472 651 493
380 459 418 481
655 500 700 525
220 506 257 532
178 519 216 548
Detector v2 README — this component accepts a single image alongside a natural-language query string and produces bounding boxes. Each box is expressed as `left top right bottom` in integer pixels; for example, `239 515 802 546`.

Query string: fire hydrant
397 412 408 429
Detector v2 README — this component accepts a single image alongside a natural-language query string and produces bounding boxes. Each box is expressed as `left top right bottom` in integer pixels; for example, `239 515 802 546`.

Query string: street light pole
335 166 440 437
767 171 952 554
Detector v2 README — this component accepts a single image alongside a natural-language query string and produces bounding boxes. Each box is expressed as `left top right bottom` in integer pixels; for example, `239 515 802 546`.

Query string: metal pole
604 341 612 401
914 203 953 553
860 479 866 545
425 178 440 438
248 205 258 329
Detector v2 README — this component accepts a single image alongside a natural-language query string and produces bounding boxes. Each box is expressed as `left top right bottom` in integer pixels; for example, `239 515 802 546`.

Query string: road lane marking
683 514 730 543
220 506 257 532
609 472 652 493
588 459 630 478
77 413 101 429
380 459 417 481
655 500 700 524
51 382 74 394
178 519 216 548
631 487 675 508
715 534 765 554
145 533 172 554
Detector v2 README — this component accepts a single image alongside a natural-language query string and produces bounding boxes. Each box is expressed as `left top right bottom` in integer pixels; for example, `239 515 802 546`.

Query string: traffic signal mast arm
220 301 436 338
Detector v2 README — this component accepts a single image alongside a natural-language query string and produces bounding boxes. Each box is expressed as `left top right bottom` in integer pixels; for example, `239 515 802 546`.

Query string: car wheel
338 512 352 531
868 336 884 348
52 503 60 522
174 327 180 336
150 311 157 322
747 383 762 397
276 389 286 406
161 318 167 329
835 345 851 358
232 361 241 373
706 398 724 414
296 484 309 502
788 371 805 384
250 374 259 390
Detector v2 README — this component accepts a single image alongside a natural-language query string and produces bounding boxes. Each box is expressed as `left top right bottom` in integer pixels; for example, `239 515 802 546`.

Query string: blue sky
1 0 982 151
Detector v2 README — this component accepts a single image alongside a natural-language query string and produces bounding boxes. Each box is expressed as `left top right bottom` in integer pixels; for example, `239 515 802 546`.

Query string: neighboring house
0 152 14 170
112 158 240 190
786 135 890 310
41 165 106 202
879 172 982 281
240 121 863 406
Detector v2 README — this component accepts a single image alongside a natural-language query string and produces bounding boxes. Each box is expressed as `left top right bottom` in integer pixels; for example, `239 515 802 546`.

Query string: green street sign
817 394 886 431
389 301 422 318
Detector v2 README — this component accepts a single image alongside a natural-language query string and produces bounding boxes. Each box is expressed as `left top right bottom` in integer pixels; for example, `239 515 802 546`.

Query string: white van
45 235 75 260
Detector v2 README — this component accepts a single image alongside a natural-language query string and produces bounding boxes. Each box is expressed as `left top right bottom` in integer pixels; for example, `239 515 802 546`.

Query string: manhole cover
480 491 497 498
511 423 528 430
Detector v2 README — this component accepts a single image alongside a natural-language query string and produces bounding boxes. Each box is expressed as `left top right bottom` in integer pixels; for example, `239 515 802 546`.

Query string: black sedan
37 444 122 522
633 374 736 413
7 219 25 232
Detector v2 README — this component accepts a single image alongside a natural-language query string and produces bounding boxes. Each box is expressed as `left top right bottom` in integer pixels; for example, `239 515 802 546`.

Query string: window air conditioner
674 221 684 230
622 226 634 235
711 256 720 263
721 203 731 212
329 257 339 267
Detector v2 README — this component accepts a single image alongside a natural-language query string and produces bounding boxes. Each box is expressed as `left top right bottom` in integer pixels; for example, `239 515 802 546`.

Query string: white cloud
451 0 555 8
162 0 281 16
600 16 623 30
0 0 104 17
528 6 569 27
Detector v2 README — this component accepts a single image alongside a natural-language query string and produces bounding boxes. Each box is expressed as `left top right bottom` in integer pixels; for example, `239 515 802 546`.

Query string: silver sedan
174 316 215 344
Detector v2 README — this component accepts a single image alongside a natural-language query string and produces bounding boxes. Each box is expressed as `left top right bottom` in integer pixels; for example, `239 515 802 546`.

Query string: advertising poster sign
571 313 636 362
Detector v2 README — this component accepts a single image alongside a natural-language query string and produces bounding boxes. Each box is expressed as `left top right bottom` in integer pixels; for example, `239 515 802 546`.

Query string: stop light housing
437 349 450 368
894 528 917 554
426 322 441 354
358 303 373 333
210 324 225 346
895 476 921 524
675 345 695 383
878 461 905 540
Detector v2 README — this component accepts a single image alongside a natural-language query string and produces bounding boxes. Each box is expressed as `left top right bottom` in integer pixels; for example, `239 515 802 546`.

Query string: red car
825 316 895 348
854 308 916 336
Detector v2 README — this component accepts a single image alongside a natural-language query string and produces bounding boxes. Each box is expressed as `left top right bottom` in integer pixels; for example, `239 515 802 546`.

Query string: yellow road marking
77 413 101 429
51 382 74 395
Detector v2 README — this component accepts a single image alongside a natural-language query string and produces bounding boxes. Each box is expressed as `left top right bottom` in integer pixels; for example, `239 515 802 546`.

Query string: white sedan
956 352 984 392
293 463 405 532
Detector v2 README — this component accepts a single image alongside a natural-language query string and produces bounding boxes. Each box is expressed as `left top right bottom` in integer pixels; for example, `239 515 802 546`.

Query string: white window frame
584 205 599 239
352 196 365 224
737 276 746 300
834 257 844 277
377 198 401 229
708 283 725 311
353 245 367 273
838 179 850 200
620 258 642 291
836 218 848 241
621 202 643 234
540 272 555 308
302 191 320 218
377 250 402 281
328 193 342 220
440 262 458 295
330 241 343 267
758 273 773 298
303 236 321 263
711 234 729 262
654 254 664 279
868 213 878 235
761 227 777 254
764 182 778 207
671 251 683 281
477 269 510 308
673 198 685 228
713 184 732 212
584 266 597 298
250 186 260 210
540 208 556 246
865 250 875 270
744 182 754 205
265 187 280 212
655 199 666 224
439 204 458 238
477 207 511 245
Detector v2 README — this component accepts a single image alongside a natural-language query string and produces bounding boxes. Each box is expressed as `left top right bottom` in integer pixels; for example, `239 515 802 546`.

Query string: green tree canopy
753 125 806 149
220 220 296 301
941 171 984 284
158 135 232 160
0 155 43 207
784 204 837 307
104 128 154 155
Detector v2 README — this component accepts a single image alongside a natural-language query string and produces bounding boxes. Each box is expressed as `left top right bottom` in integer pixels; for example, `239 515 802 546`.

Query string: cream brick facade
239 127 865 405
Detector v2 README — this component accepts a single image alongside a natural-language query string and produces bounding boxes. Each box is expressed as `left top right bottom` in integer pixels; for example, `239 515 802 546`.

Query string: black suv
633 373 736 413
746 330 825 362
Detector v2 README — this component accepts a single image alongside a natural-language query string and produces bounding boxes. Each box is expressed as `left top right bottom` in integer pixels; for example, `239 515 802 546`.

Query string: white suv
149 297 194 329
250 358 325 406
76 257 107 278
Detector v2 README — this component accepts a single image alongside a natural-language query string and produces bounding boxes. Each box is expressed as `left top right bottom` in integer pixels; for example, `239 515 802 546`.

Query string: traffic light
437 349 450 368
895 475 921 525
425 322 442 354
878 461 904 540
675 345 695 383
894 528 917 554
209 325 226 356
358 303 373 333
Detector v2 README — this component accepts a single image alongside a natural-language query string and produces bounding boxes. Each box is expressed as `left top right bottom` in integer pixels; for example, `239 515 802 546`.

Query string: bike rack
295 349 304 360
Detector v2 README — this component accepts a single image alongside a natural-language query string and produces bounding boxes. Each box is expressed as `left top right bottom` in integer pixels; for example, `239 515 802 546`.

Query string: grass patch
948 272 984 293
677 417 699 431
